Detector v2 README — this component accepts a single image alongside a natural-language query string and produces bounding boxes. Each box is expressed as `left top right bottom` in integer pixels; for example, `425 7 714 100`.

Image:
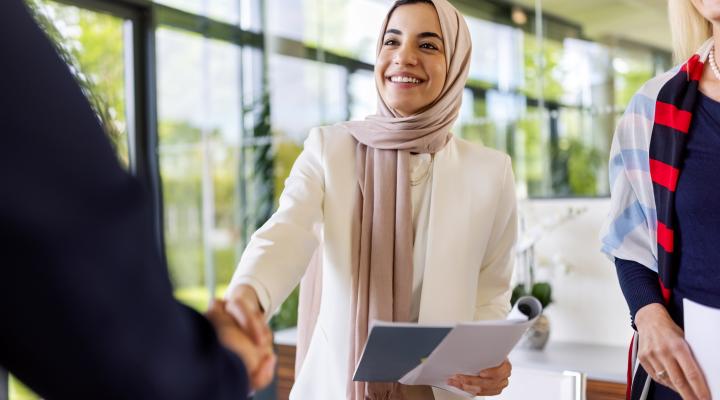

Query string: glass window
319 0 387 64
32 0 132 168
349 69 377 120
156 27 243 310
269 54 348 144
556 38 612 108
153 0 240 26
555 107 607 196
267 0 319 44
268 0 386 64
523 33 566 103
467 17 524 91
517 106 547 197
613 46 655 109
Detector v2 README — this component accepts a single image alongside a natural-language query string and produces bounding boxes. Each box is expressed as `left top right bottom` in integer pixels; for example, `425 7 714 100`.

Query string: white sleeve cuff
227 276 274 321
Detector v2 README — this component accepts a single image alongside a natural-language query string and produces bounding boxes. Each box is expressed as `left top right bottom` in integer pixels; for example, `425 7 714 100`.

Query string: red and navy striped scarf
628 53 705 400
651 53 704 295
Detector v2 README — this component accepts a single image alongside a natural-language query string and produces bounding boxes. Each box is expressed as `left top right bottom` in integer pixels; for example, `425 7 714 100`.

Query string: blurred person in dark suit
0 0 274 398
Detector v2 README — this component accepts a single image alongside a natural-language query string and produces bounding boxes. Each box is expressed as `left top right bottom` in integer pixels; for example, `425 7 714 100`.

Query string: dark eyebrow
384 29 444 42
418 32 443 41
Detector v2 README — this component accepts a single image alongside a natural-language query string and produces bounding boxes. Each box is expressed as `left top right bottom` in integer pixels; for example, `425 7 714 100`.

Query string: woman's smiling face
375 2 447 117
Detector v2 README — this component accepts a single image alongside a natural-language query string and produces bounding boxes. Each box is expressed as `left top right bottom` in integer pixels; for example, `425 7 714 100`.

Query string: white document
399 297 542 398
684 298 720 398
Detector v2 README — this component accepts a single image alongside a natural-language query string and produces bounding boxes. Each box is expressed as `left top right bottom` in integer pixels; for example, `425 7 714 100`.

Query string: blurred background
9 0 671 398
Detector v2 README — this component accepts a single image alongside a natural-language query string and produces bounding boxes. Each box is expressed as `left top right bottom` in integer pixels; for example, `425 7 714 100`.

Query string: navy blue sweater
616 90 720 324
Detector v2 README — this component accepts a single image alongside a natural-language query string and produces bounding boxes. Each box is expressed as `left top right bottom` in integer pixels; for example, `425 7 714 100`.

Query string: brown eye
420 43 438 50
384 39 398 46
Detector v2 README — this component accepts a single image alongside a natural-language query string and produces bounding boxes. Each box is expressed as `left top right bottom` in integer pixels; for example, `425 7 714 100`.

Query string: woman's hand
446 358 511 396
223 284 276 390
635 303 710 400
206 299 276 390
226 284 271 348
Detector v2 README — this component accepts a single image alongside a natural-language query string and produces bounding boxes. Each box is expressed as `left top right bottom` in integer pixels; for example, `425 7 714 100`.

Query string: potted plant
511 282 552 350
510 205 588 350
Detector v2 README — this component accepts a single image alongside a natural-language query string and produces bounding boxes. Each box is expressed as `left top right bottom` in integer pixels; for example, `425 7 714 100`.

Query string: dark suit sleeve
0 1 250 399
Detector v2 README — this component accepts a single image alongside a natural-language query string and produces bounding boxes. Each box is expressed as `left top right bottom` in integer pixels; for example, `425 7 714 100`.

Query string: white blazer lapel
418 137 475 324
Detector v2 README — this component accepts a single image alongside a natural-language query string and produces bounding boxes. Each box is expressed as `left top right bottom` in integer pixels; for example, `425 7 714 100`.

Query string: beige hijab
296 1 472 399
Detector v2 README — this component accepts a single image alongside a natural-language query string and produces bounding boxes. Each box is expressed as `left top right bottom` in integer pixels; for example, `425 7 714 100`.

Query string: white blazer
229 124 517 400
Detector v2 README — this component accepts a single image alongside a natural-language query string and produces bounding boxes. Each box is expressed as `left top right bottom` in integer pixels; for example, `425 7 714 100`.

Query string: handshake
205 285 276 391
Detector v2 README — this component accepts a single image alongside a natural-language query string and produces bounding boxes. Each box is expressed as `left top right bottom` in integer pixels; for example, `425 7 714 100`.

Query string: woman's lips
386 77 424 89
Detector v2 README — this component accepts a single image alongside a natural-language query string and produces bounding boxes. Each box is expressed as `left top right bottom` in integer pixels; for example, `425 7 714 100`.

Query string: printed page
684 298 720 398
398 297 541 394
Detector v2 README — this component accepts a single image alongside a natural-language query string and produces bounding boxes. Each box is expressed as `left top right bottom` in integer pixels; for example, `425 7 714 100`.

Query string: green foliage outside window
523 34 565 103
517 109 546 196
26 0 128 166
567 137 603 196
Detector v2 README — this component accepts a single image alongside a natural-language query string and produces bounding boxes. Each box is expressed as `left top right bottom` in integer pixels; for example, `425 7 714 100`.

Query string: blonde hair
668 0 712 62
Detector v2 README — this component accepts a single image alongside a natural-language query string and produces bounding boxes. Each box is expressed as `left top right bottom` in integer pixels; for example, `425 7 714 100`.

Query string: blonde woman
225 0 517 399
602 1 720 399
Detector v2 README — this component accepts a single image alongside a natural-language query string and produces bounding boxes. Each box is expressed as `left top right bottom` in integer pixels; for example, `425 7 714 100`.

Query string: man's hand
447 358 511 396
206 299 276 391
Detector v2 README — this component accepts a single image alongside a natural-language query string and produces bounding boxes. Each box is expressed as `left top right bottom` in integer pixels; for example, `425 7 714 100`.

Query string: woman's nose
393 45 418 66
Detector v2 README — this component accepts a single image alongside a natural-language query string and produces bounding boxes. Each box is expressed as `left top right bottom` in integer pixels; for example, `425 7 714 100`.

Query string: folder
353 296 542 398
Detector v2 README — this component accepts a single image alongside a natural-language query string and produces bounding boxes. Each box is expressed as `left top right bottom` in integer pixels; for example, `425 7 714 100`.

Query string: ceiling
508 0 671 52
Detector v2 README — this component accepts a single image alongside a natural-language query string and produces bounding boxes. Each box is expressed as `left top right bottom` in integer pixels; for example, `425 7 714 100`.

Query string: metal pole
200 0 216 307
0 367 9 400
534 0 551 196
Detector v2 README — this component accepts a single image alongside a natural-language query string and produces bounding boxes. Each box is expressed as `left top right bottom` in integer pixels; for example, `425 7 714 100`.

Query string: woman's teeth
390 76 421 84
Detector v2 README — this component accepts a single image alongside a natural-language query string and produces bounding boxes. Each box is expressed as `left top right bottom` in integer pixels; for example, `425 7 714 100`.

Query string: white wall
519 198 633 347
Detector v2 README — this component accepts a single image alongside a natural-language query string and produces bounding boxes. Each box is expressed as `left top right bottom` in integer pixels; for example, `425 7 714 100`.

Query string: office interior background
6 0 671 398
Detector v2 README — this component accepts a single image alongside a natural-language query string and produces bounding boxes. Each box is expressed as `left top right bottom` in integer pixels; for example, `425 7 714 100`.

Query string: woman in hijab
226 0 516 398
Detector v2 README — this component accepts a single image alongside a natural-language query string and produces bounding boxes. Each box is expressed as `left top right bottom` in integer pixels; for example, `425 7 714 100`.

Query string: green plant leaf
510 283 527 306
531 282 553 309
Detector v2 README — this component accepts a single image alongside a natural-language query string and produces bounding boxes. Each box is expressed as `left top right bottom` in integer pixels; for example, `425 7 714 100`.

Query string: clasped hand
205 292 276 391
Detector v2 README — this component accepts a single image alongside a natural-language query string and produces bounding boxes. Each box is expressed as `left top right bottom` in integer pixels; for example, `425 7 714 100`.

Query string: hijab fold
296 1 472 398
